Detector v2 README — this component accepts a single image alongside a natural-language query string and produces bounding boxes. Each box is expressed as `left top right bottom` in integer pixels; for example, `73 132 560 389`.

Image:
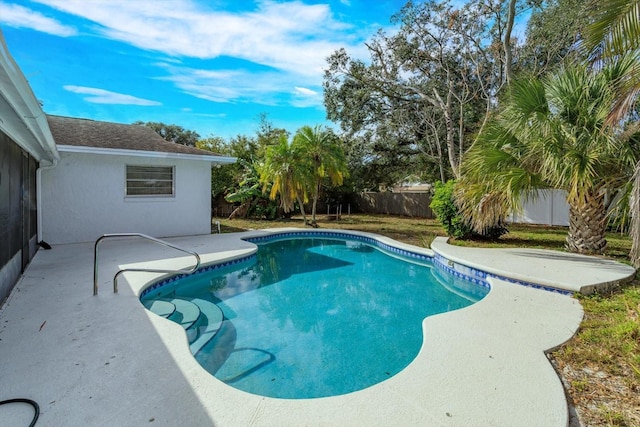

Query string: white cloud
63 85 161 106
156 62 324 108
194 112 227 118
0 2 77 36
294 86 318 96
292 86 323 108
32 0 355 77
156 66 247 104
22 0 387 110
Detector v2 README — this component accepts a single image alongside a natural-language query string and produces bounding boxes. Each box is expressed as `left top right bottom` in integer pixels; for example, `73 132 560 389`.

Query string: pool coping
1 228 633 426
430 236 636 295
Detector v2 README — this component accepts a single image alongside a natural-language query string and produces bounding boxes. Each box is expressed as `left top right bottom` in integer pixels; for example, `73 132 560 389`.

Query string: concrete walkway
0 230 634 426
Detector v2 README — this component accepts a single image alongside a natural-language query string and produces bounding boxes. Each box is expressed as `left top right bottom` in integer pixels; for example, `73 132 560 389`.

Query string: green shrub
430 180 473 239
430 180 508 240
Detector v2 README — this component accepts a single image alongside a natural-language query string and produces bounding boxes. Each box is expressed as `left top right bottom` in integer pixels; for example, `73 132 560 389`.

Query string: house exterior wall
41 151 212 244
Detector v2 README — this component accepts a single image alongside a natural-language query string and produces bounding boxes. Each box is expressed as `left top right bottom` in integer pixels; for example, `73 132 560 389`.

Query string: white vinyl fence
508 189 569 226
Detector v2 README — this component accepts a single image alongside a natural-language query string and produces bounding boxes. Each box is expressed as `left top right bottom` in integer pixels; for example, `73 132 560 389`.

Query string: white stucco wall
509 189 569 227
41 151 212 244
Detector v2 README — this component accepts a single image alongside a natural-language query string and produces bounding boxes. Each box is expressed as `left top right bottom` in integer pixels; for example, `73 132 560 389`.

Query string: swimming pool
140 234 489 399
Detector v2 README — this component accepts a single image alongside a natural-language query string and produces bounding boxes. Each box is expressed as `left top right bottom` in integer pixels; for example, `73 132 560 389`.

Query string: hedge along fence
352 192 434 218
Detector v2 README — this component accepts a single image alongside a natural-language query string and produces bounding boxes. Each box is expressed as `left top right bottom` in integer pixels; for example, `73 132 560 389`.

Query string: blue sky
0 0 404 140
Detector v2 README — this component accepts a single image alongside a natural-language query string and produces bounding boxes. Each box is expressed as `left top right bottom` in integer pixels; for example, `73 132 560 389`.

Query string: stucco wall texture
41 151 212 244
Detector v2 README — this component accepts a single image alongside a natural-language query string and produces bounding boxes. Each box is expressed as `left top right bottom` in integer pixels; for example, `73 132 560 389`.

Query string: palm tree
293 126 348 225
583 0 640 123
457 64 637 254
258 134 311 223
583 0 640 265
585 0 640 51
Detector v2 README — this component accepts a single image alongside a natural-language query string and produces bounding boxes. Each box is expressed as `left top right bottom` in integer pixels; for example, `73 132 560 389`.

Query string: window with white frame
125 165 174 197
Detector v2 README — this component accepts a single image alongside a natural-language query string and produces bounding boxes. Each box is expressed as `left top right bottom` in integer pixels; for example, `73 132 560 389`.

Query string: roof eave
56 144 237 164
0 31 59 163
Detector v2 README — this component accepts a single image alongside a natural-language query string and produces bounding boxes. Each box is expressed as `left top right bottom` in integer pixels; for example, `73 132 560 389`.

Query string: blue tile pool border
139 230 573 298
139 253 256 298
244 230 434 263
432 252 573 296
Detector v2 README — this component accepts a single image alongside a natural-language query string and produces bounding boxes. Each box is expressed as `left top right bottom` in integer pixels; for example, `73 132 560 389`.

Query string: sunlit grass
554 285 640 426
448 224 631 262
567 288 640 374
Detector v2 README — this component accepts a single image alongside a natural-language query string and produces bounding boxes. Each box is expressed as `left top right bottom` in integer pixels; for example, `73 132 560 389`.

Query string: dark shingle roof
46 115 222 157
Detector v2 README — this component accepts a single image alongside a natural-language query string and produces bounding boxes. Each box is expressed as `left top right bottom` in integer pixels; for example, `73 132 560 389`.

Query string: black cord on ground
0 398 40 427
37 241 52 250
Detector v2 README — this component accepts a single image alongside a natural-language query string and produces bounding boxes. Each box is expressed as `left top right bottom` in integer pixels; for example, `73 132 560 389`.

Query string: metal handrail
93 233 201 295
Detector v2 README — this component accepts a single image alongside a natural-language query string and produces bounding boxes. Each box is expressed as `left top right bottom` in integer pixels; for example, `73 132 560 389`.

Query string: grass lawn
215 213 639 426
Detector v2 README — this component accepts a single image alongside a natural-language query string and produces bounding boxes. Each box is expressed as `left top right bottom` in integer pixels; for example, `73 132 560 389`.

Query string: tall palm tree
293 126 348 224
583 0 640 265
259 134 311 223
457 64 637 254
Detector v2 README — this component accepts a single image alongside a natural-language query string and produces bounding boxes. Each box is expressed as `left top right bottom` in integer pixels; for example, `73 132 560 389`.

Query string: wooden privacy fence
352 192 434 218
212 192 434 219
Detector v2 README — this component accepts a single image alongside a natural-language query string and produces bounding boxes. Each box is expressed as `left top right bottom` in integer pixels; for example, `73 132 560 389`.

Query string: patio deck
0 229 634 426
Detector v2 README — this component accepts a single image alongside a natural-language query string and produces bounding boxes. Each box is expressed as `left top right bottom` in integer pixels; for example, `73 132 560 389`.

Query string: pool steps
169 298 201 330
143 297 224 355
188 298 224 355
142 299 175 318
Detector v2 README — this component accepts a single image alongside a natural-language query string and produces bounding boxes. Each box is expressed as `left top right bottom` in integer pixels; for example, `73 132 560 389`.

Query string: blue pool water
140 236 488 399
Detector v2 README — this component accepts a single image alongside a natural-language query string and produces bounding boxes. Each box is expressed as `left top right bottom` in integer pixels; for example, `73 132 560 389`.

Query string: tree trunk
228 202 250 219
503 0 516 86
297 195 309 225
565 190 607 254
432 86 460 178
311 180 320 225
629 160 640 267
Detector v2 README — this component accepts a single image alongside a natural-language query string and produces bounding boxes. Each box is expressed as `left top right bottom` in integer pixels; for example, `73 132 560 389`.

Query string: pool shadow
213 243 354 302
258 250 352 287
255 239 354 288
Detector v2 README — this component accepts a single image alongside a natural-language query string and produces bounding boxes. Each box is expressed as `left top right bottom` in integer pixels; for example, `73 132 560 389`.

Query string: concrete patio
0 229 635 426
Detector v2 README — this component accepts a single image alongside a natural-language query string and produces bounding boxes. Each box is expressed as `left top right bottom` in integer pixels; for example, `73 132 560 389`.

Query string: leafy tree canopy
133 121 200 146
518 0 591 76
324 0 531 188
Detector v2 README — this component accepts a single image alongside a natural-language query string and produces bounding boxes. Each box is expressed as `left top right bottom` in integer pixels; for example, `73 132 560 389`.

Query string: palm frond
583 0 640 57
